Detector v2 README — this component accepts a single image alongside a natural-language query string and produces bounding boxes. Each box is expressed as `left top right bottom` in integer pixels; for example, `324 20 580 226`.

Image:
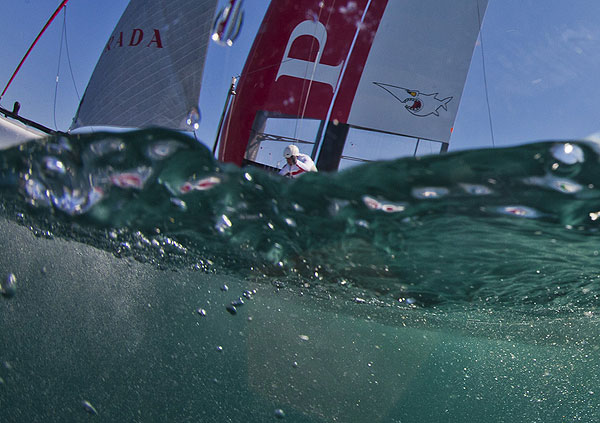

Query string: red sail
218 0 388 165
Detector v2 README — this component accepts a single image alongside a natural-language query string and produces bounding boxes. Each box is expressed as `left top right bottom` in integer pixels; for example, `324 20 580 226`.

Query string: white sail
71 0 218 131
345 0 488 143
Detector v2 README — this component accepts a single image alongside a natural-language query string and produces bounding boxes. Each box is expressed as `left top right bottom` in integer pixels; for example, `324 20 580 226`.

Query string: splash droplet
211 0 244 46
185 108 201 130
550 142 584 165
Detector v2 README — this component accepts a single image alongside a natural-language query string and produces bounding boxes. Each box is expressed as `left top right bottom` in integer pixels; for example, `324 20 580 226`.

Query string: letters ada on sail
71 0 218 132
218 0 488 171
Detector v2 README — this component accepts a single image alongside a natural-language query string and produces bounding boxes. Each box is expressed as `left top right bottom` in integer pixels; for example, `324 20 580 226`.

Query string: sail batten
71 0 218 132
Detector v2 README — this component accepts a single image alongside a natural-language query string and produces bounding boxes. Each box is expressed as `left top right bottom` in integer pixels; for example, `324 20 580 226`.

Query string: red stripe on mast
1 0 70 100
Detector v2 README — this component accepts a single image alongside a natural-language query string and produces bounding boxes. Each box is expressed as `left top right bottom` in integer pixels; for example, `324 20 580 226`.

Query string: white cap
284 144 300 158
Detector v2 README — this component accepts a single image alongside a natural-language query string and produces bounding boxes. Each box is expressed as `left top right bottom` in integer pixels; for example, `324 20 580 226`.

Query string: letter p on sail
276 20 343 91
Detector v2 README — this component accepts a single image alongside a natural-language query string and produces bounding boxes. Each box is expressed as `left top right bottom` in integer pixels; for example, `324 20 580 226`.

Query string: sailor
278 144 317 178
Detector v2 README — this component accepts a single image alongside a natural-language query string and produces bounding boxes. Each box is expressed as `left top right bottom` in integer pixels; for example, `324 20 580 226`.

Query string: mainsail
218 0 488 170
71 0 218 131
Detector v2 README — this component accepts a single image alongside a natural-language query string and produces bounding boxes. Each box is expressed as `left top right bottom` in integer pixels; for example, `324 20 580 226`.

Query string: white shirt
278 153 318 178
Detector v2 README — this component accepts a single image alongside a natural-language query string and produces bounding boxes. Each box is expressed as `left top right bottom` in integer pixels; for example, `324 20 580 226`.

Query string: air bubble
412 187 449 199
82 400 98 415
1 273 16 298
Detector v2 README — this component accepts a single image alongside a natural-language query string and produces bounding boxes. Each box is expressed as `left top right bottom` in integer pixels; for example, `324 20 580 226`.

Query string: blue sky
1 0 600 154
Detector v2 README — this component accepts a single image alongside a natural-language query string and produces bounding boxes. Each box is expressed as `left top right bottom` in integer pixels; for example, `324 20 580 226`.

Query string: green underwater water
1 129 600 421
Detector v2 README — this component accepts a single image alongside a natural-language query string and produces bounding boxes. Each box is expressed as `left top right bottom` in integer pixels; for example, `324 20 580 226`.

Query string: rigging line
1 0 70 100
53 8 67 130
293 0 330 143
63 6 81 102
477 0 495 148
313 0 374 161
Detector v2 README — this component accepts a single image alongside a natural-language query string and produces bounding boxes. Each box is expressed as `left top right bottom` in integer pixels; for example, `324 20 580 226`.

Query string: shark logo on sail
373 82 452 117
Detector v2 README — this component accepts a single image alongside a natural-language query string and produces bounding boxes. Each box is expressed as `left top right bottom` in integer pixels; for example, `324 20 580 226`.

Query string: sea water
0 129 599 422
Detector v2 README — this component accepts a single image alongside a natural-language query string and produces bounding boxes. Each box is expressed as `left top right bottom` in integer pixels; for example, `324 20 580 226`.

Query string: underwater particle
243 290 253 299
299 335 309 341
0 377 4 384
82 400 98 415
1 273 17 298
216 346 224 352
274 408 286 419
292 361 298 368
353 297 366 304
221 284 229 292
232 298 244 307
226 304 237 315
197 308 207 317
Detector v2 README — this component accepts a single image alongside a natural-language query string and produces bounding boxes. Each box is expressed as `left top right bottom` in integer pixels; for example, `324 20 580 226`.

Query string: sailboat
1 0 487 173
217 0 488 171
0 0 223 146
